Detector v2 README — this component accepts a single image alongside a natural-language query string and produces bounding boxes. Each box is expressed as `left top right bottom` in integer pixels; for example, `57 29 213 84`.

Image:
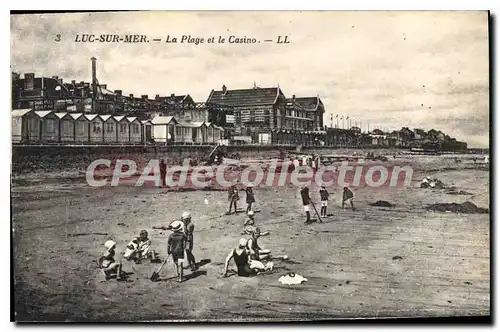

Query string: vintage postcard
10 11 490 322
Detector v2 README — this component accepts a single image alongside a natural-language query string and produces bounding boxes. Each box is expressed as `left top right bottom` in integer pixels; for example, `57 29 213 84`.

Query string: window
250 110 256 122
93 122 101 133
120 123 127 133
107 122 115 133
133 124 140 134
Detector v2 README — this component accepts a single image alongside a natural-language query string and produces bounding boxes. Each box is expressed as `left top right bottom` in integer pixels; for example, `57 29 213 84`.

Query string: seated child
99 240 123 281
124 230 155 263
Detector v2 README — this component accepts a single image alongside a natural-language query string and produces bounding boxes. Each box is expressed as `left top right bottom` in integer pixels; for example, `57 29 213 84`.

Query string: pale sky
10 11 489 147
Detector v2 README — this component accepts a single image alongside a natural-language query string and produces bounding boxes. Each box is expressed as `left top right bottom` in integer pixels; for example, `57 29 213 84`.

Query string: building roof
34 111 53 118
113 115 126 122
178 121 206 128
287 96 324 111
126 117 139 123
100 115 115 122
70 113 85 120
11 109 33 117
141 120 152 124
85 114 100 121
54 112 72 119
207 87 284 106
151 116 178 125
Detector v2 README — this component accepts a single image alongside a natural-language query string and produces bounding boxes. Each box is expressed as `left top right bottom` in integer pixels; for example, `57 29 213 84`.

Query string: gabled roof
113 115 126 122
151 116 178 125
126 117 139 123
100 115 115 122
287 97 324 111
54 112 72 120
12 109 33 117
206 87 284 106
141 120 152 125
34 111 53 118
70 113 85 120
85 114 100 121
178 121 206 128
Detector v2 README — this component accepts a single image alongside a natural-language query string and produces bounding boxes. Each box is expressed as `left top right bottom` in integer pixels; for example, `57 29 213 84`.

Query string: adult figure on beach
221 238 273 278
159 159 167 187
245 185 255 213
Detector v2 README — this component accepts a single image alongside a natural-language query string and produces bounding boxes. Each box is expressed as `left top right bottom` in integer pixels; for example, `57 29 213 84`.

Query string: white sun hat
104 240 116 250
182 211 191 220
170 220 183 231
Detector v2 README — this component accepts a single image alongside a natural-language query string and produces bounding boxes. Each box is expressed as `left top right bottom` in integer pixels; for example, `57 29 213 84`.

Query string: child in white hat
99 240 123 281
167 220 187 282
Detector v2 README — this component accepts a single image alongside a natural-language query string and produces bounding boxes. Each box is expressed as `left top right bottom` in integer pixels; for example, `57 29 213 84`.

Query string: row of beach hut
12 109 225 145
12 109 149 144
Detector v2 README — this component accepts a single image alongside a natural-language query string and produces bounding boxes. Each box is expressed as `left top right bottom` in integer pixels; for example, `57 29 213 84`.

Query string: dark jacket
319 188 329 201
228 187 239 201
160 161 167 173
246 188 255 204
343 189 354 201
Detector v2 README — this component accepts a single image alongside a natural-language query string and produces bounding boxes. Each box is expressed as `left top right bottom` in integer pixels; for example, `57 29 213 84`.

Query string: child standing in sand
319 185 330 218
228 184 240 215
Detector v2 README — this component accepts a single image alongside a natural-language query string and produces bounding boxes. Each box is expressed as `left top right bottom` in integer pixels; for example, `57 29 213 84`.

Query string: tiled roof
287 97 323 111
207 87 283 106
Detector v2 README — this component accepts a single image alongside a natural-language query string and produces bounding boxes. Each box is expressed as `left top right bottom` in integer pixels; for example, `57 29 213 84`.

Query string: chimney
155 94 160 99
71 80 76 85
58 78 63 84
52 76 59 80
24 73 35 90
80 81 85 85
222 85 227 94
129 94 134 98
292 94 296 101
141 95 148 100
170 93 175 98
102 84 107 89
114 90 122 96
90 57 97 101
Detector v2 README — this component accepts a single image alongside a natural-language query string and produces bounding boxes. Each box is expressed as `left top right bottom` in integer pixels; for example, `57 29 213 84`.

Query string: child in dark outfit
300 186 312 224
167 221 187 283
319 185 330 218
342 187 355 211
245 186 255 213
228 185 239 214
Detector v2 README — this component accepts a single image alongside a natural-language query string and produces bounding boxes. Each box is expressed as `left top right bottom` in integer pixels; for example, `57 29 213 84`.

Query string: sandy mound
369 200 395 207
426 201 489 214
